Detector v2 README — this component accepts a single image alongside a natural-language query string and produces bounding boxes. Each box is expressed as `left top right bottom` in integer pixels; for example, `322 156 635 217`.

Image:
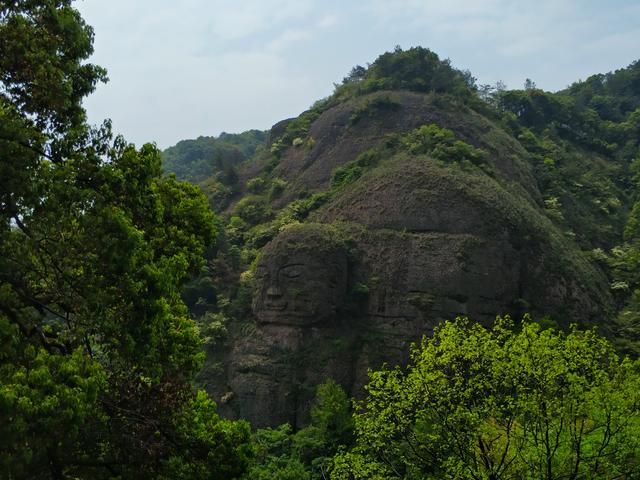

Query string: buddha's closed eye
281 264 304 278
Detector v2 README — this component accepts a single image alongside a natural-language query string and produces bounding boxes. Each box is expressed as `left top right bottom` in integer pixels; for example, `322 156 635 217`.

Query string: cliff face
203 88 613 429
255 91 540 205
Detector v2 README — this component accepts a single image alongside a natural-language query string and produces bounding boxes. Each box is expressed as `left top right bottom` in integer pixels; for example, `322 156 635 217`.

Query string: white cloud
317 14 339 29
204 0 314 40
267 29 314 52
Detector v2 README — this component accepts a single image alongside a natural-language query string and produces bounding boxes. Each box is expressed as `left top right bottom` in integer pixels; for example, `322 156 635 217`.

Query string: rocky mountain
168 47 640 429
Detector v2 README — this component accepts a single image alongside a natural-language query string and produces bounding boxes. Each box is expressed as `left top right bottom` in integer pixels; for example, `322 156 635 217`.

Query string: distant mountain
162 129 268 183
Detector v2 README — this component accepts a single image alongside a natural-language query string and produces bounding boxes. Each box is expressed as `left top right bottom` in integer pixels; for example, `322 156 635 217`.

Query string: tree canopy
162 130 267 184
335 46 476 100
0 1 251 478
331 318 640 479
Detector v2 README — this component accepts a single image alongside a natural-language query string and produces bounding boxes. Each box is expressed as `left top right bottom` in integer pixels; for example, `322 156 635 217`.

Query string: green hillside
163 130 267 182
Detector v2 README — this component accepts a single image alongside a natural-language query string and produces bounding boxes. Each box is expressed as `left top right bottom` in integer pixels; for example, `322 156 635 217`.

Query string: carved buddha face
252 229 348 326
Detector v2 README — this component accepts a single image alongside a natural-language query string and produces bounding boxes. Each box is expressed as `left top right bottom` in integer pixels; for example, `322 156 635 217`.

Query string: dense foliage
0 1 251 478
162 130 266 184
482 61 640 350
242 380 354 480
336 46 476 100
331 318 640 479
162 130 267 213
492 62 640 250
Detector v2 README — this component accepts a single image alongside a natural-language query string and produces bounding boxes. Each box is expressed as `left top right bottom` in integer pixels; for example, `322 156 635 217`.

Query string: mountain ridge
166 46 640 427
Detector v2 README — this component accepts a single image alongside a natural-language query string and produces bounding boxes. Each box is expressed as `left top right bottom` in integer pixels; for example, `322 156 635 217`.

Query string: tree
342 65 367 84
0 1 251 478
333 47 477 101
331 318 640 479
243 380 355 480
609 158 640 355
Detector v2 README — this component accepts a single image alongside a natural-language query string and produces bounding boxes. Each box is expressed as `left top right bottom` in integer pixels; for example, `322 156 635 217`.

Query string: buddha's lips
265 302 287 311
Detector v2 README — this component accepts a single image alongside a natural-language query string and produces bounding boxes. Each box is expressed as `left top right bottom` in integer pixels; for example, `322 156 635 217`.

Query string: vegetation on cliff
180 46 640 353
162 130 267 213
173 46 640 476
241 319 640 479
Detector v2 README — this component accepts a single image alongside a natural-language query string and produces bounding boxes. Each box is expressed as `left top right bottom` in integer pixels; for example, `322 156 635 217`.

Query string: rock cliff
205 88 612 428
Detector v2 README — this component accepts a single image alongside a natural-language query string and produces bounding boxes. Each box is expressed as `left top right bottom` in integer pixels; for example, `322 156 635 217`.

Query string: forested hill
175 48 640 414
162 129 266 188
163 47 640 477
494 59 640 251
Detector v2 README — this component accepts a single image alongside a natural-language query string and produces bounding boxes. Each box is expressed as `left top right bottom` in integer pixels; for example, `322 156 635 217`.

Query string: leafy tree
0 1 251 478
397 123 487 166
608 158 640 354
565 60 640 122
331 318 640 479
162 130 266 184
309 379 355 450
343 65 366 84
498 89 570 130
335 47 476 101
242 425 311 480
243 380 355 480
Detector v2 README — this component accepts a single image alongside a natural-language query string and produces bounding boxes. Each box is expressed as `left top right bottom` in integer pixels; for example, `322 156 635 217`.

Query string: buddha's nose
266 286 283 298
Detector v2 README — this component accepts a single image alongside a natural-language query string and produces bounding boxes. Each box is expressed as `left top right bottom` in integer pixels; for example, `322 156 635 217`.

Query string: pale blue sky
77 0 640 149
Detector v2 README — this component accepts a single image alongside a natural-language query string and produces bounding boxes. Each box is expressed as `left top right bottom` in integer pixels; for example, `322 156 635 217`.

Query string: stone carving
220 224 355 428
252 229 348 325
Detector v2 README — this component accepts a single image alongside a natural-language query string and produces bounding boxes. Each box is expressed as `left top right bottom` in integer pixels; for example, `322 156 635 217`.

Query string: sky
76 0 640 149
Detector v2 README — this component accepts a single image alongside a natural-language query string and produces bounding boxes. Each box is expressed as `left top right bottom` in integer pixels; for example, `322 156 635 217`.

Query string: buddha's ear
327 260 349 289
327 264 340 286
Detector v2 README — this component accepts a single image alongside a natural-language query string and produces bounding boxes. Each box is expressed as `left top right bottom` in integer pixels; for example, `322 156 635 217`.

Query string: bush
233 195 272 225
399 124 487 166
330 150 379 190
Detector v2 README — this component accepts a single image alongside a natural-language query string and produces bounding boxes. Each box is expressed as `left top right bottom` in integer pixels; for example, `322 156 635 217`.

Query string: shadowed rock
252 226 348 326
